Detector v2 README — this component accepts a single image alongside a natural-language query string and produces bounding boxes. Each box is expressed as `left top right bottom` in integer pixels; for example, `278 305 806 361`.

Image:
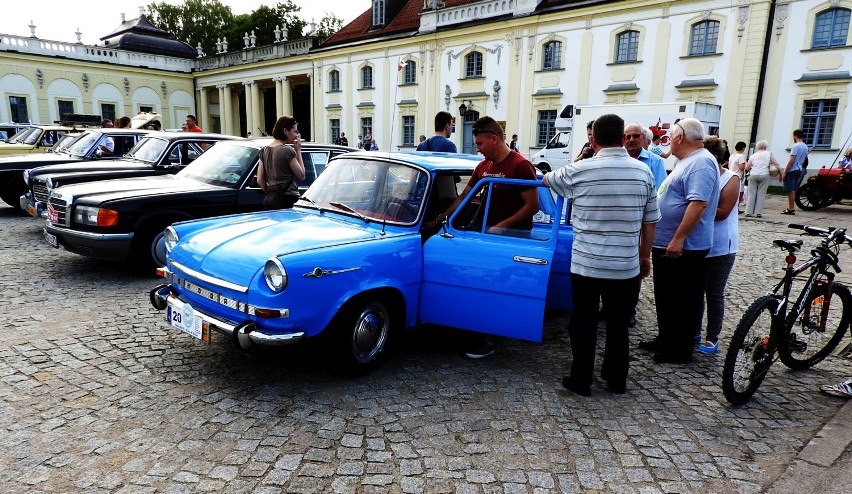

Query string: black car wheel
333 298 393 373
795 183 829 211
0 174 26 211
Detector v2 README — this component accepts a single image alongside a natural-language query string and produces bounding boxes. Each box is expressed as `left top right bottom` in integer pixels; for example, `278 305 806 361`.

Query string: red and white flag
398 59 407 71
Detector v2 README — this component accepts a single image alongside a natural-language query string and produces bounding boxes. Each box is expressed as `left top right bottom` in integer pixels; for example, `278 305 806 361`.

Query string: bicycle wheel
723 295 779 405
779 283 852 370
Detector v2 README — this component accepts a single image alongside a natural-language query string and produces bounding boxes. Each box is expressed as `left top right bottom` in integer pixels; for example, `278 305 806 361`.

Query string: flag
398 59 407 72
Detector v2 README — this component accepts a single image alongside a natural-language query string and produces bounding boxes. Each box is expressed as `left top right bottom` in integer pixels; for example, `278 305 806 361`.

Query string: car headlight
164 227 178 254
73 205 118 227
263 258 288 293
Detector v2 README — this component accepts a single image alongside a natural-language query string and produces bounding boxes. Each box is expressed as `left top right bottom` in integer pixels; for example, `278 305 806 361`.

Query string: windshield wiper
297 196 323 212
328 201 368 223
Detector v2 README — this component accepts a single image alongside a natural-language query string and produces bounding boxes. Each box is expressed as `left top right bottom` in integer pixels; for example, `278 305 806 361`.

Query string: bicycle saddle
773 239 803 252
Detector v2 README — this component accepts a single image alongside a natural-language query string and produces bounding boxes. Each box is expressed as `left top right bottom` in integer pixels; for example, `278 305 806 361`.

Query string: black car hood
29 159 153 179
54 175 227 205
0 153 83 171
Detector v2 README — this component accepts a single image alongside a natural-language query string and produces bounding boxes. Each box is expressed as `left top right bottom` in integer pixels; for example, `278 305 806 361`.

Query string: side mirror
249 175 259 188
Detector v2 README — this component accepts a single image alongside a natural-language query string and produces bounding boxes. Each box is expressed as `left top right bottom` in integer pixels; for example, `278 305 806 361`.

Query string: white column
250 80 261 136
197 87 210 132
220 84 233 136
243 80 254 137
280 76 292 117
274 77 284 118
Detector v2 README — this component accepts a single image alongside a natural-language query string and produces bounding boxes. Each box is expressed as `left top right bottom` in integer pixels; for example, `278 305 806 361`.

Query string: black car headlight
264 258 288 293
164 227 179 255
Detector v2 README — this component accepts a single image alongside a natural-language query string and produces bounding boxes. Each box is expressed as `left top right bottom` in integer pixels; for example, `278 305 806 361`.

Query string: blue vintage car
150 151 574 370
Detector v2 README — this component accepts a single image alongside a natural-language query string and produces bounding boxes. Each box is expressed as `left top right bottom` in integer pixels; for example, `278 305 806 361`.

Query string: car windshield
51 133 80 153
8 127 36 144
302 158 429 224
127 137 168 163
177 141 260 188
22 129 44 145
65 131 100 156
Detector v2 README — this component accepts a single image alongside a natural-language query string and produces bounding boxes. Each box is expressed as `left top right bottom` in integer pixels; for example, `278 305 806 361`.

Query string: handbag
769 162 780 177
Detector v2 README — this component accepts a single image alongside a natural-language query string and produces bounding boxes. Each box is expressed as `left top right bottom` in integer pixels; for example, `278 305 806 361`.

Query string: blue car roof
338 150 483 171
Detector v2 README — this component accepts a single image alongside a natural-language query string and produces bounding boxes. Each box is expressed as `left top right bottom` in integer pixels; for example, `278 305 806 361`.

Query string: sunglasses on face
472 128 499 137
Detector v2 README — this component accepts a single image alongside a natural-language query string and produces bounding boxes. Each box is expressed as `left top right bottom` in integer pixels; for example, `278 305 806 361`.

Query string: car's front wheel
334 299 393 372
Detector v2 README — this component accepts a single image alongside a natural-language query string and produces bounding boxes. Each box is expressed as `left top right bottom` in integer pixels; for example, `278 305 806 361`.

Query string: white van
531 102 722 172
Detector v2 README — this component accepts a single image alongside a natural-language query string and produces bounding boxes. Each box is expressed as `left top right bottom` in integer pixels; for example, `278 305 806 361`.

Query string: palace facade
2 1 850 168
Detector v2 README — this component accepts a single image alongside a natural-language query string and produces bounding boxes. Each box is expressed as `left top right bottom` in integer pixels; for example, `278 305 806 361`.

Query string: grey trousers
698 253 737 343
745 174 771 215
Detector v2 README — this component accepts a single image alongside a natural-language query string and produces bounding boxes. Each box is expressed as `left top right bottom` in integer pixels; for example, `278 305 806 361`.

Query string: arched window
465 51 483 78
542 41 562 70
329 70 340 91
403 61 417 85
812 8 851 48
373 0 386 27
689 20 720 56
615 30 639 63
361 66 373 88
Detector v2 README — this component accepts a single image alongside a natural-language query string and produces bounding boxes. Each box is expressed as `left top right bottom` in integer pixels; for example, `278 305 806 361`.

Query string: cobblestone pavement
1 196 851 494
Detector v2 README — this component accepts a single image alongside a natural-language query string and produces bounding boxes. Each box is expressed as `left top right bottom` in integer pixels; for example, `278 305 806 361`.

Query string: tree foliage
315 13 344 40
147 0 233 56
147 0 341 57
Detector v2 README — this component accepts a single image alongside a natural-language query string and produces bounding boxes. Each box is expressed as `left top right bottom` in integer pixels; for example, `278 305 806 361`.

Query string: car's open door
420 179 561 342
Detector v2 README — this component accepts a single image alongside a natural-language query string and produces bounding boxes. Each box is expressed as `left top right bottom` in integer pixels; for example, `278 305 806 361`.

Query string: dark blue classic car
150 151 574 370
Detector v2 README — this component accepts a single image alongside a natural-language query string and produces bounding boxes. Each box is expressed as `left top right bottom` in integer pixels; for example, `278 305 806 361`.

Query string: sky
0 0 369 45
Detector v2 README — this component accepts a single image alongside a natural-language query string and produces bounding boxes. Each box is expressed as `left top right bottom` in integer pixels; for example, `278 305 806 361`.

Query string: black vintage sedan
42 140 356 270
22 132 240 218
0 128 149 210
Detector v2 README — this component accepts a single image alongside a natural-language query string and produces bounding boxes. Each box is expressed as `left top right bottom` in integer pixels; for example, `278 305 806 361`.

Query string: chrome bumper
149 285 305 348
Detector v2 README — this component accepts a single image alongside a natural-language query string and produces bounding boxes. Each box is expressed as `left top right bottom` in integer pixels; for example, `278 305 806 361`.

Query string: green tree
147 0 234 56
222 2 306 50
315 13 343 40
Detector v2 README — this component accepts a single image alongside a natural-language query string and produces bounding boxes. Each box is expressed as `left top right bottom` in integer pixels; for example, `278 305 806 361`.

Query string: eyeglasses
624 133 644 140
671 123 684 139
472 128 498 137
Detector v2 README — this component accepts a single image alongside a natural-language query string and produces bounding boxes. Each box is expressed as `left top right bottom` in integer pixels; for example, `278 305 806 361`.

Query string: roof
322 0 613 47
339 150 482 171
100 14 196 58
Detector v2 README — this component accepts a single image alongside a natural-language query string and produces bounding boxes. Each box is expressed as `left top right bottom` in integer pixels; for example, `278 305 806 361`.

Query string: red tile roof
323 0 482 47
321 0 612 47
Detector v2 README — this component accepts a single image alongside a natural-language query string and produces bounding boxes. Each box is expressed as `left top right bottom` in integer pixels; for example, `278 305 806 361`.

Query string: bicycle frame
768 248 836 348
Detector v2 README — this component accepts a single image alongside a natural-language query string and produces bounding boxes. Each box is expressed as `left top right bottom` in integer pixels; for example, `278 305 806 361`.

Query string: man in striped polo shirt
543 113 661 396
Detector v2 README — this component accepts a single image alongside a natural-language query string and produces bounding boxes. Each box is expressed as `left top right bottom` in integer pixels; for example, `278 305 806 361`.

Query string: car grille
33 181 49 203
48 196 68 226
166 268 253 314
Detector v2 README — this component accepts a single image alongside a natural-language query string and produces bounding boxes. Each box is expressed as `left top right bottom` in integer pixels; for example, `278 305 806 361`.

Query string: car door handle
513 256 548 265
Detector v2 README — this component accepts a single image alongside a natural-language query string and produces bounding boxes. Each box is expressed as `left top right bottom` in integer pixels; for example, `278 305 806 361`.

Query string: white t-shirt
728 153 746 176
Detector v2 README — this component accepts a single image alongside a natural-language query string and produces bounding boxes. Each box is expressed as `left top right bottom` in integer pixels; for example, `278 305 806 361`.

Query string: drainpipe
749 0 777 147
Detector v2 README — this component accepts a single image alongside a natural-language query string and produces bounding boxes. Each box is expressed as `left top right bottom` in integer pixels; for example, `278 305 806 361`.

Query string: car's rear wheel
535 163 551 173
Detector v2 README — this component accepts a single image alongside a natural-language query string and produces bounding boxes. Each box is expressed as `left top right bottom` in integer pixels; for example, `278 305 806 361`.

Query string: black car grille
48 196 68 226
33 181 49 203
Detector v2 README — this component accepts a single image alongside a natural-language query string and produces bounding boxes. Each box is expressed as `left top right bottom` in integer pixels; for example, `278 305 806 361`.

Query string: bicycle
722 223 852 405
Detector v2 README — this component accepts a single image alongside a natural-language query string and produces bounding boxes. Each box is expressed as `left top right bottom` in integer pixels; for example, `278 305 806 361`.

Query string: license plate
43 229 58 248
167 302 209 342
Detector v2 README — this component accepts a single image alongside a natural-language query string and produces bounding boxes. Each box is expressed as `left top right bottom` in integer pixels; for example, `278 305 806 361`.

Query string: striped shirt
546 147 661 279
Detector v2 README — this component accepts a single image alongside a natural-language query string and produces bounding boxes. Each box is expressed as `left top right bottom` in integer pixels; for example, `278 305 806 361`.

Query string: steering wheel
385 199 418 223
